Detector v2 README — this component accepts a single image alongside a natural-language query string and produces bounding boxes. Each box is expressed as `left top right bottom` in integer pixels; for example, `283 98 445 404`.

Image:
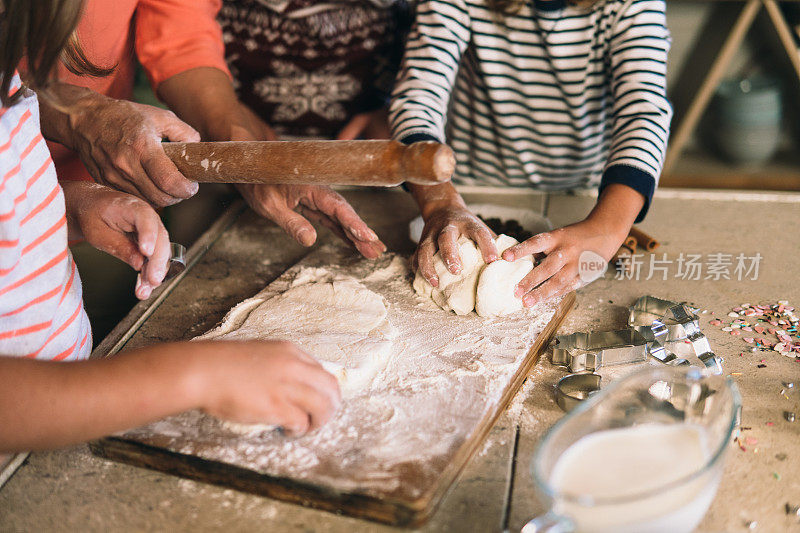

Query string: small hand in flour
237 184 387 259
44 85 200 207
414 202 498 287
62 182 171 300
201 341 341 436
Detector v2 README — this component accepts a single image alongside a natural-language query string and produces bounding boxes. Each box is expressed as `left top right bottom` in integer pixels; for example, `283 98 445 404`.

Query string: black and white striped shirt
390 0 671 220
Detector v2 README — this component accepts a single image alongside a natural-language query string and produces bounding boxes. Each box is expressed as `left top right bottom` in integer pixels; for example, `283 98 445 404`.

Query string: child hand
501 218 626 307
197 340 341 435
415 203 499 287
62 182 171 300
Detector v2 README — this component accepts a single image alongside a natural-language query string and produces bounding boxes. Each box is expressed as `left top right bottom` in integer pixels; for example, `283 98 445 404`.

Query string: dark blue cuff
399 132 441 145
599 165 656 223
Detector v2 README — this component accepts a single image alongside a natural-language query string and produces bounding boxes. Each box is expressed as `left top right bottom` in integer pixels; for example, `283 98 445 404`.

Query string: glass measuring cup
524 366 741 533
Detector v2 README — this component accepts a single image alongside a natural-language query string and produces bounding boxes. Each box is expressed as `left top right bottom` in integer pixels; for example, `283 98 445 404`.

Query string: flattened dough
204 274 397 399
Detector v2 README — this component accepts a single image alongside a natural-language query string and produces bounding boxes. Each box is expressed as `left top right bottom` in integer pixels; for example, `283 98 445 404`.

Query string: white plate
408 203 552 244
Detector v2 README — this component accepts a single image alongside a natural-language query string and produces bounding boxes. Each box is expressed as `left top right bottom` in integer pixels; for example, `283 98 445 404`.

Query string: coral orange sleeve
135 0 232 90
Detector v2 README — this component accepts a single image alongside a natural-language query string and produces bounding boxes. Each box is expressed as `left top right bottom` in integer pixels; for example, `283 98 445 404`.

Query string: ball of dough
493 234 520 255
412 233 536 317
413 237 486 315
475 236 534 317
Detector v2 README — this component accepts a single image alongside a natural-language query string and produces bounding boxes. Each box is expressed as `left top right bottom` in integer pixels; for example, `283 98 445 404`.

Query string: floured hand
238 184 386 259
40 84 200 207
502 184 644 307
62 181 171 300
414 201 499 287
214 103 385 259
197 340 341 436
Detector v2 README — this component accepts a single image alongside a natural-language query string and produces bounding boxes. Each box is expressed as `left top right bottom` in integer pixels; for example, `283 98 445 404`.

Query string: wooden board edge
404 292 576 527
89 437 420 527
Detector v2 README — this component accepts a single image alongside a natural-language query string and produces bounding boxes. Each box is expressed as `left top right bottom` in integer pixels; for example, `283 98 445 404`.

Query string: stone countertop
1 187 798 532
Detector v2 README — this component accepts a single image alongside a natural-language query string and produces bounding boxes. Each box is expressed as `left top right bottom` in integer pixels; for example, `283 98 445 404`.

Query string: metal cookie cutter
166 242 187 280
551 329 656 373
629 296 722 374
655 302 722 374
673 311 723 375
629 295 699 342
136 243 186 296
643 318 691 367
555 373 602 412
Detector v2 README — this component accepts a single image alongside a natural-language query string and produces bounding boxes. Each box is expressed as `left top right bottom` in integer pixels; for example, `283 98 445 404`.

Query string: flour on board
122 251 560 500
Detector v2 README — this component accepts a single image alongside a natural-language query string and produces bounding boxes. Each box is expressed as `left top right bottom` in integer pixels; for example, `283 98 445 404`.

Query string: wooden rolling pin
161 140 455 187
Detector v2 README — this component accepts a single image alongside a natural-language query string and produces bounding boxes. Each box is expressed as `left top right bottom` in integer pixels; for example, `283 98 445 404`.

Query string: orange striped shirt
0 74 92 361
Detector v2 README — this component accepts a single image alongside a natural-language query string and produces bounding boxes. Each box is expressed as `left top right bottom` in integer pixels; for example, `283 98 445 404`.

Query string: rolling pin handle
401 142 455 186
162 140 455 187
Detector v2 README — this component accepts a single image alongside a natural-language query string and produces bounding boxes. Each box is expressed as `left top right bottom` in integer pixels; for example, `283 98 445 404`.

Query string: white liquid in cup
549 424 721 533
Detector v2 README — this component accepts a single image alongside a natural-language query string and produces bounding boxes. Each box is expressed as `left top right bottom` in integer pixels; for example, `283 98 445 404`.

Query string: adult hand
158 83 385 259
225 106 385 258
336 108 392 140
62 181 171 300
198 340 341 435
237 184 387 259
414 199 499 287
64 88 200 207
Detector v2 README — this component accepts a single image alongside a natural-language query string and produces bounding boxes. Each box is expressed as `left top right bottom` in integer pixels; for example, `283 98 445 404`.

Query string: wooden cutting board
90 247 574 527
